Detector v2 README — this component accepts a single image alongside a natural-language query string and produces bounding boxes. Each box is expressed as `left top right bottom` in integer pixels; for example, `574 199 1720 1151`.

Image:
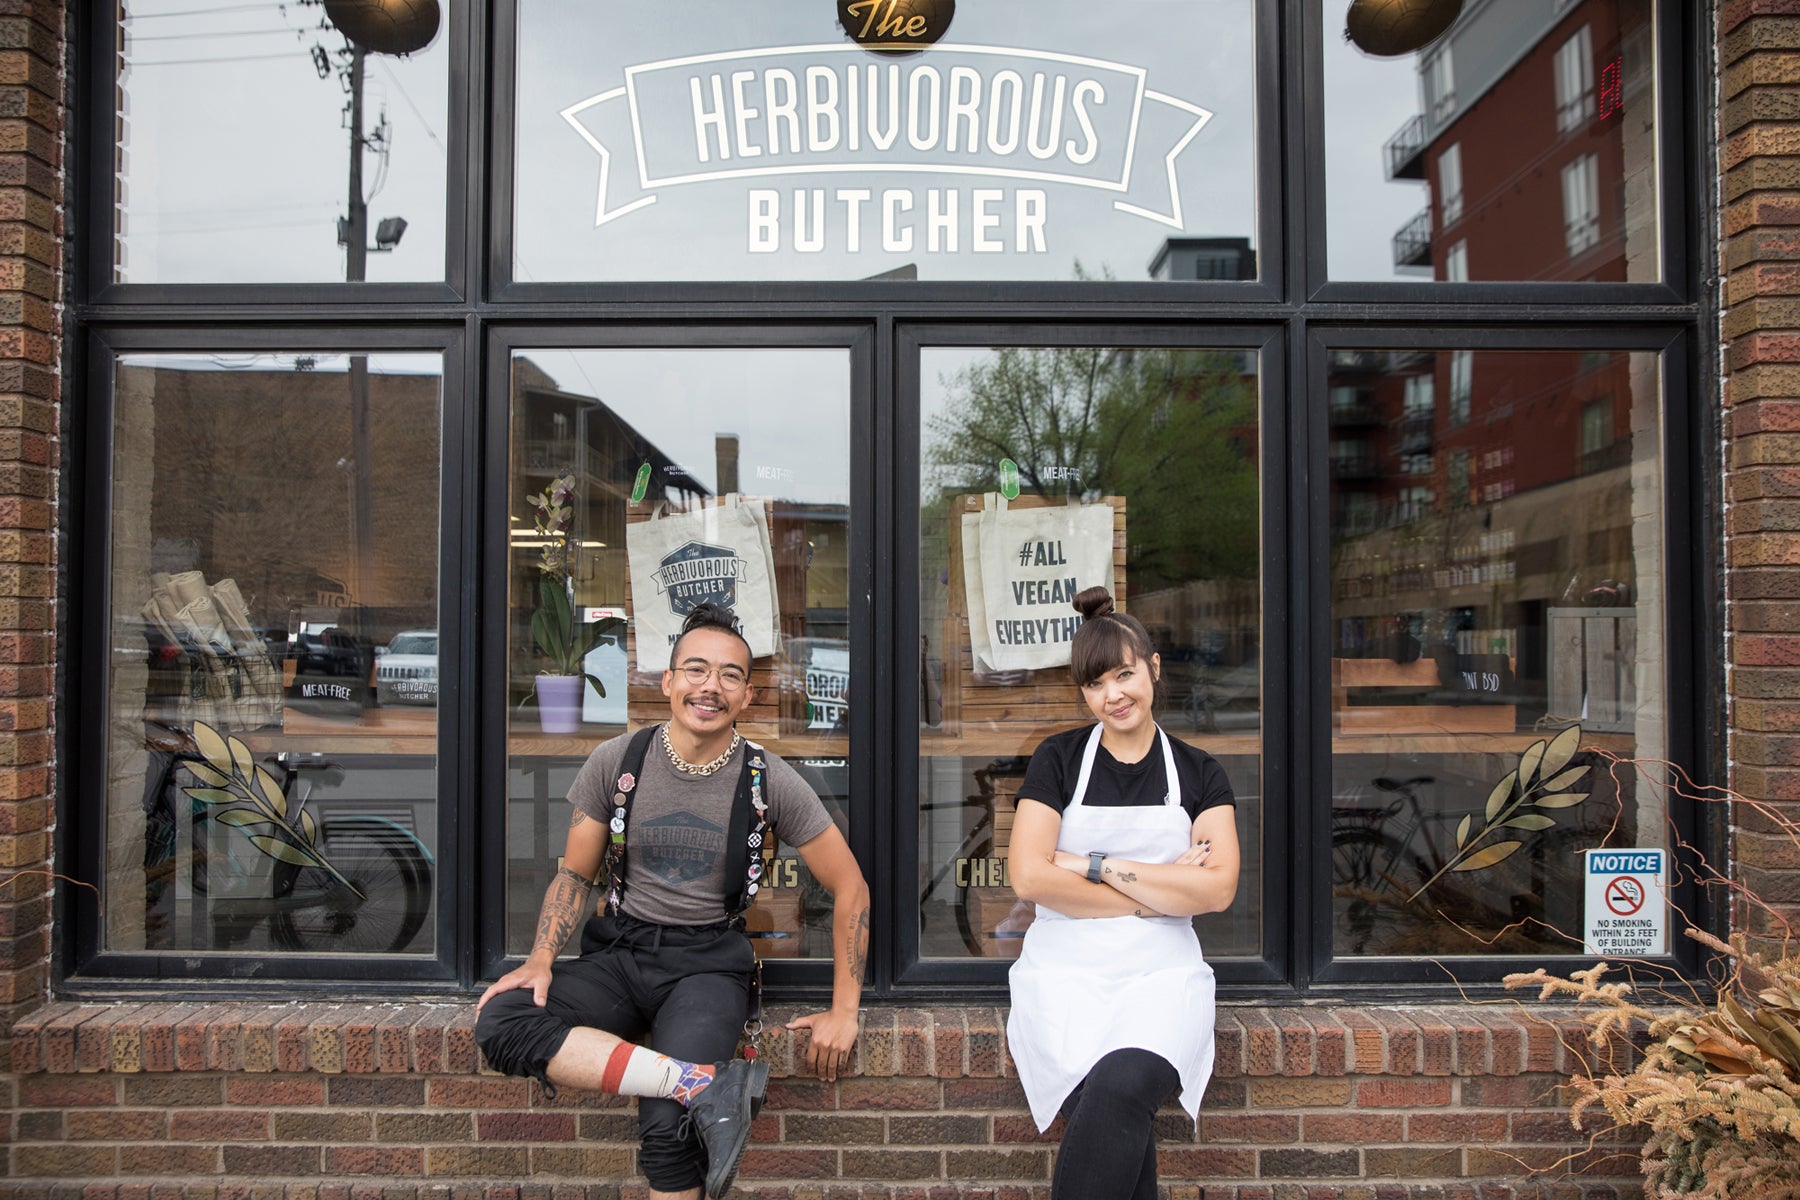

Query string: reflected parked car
375 630 438 706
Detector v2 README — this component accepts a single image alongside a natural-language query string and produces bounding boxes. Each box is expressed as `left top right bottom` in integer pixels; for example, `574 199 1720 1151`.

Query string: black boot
687 1057 769 1198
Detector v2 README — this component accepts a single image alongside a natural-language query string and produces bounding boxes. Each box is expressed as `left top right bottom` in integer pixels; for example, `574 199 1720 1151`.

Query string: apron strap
1068 723 1105 810
1071 724 1182 810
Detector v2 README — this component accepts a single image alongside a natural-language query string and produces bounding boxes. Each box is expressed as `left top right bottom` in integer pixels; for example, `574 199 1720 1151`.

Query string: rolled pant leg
474 949 647 1087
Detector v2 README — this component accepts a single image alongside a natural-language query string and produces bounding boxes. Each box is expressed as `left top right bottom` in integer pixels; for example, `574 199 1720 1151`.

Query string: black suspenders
599 724 771 930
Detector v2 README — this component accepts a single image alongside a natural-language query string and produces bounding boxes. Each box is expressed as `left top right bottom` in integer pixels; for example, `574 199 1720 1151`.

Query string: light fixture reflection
837 0 955 56
321 0 442 56
1345 0 1464 57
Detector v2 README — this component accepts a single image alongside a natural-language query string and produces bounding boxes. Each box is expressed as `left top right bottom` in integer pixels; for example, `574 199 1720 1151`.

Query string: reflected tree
925 345 1259 589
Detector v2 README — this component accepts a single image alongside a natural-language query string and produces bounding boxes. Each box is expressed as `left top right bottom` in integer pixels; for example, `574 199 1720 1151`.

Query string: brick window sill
6 1000 1597 1080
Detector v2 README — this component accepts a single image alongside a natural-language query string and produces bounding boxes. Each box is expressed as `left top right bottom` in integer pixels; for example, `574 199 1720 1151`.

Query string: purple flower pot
535 674 584 734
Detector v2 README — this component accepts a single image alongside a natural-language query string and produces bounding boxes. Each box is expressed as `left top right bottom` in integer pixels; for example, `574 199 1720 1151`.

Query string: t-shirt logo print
651 540 747 618
635 810 728 884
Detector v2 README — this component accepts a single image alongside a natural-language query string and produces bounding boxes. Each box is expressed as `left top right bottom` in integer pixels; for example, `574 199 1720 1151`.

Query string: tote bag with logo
626 496 780 671
964 496 1116 673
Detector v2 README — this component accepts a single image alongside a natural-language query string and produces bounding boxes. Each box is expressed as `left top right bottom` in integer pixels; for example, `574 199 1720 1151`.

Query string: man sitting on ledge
477 603 870 1200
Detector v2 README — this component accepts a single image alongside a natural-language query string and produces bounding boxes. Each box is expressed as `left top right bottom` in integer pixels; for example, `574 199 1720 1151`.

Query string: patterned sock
599 1042 716 1105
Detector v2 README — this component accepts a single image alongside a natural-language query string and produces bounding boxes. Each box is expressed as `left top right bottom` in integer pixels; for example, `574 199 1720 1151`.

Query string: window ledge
6 1001 1600 1079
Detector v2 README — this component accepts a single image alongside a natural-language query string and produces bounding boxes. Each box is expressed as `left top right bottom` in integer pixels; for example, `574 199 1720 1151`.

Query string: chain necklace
662 725 741 776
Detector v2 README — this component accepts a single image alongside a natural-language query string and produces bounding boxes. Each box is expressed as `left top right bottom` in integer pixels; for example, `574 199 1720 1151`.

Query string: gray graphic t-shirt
568 729 835 927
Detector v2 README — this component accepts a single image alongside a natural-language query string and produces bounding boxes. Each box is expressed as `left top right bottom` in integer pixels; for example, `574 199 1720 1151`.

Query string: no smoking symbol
1605 876 1646 916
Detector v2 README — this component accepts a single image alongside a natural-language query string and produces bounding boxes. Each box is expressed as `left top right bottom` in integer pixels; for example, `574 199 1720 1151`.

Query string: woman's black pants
1053 1047 1181 1200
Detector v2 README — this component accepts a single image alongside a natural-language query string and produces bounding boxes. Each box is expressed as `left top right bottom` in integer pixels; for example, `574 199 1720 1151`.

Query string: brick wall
0 1004 1640 1198
1723 1 1800 949
0 0 59 1056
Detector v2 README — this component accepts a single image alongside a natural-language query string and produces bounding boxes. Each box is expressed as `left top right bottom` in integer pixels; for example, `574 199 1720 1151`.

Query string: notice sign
1583 849 1667 957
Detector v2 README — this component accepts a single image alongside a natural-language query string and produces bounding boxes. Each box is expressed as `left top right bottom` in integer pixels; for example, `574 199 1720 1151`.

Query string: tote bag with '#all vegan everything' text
962 495 1116 673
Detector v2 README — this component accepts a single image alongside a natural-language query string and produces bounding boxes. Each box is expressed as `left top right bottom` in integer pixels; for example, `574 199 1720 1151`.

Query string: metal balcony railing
1384 112 1429 181
1392 208 1433 269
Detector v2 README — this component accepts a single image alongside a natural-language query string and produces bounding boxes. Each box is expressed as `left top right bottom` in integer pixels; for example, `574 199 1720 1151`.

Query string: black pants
475 912 753 1193
1053 1048 1181 1200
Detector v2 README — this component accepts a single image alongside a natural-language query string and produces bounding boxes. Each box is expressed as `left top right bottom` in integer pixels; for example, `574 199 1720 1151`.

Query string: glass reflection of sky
115 2 449 284
515 2 1256 283
514 349 852 506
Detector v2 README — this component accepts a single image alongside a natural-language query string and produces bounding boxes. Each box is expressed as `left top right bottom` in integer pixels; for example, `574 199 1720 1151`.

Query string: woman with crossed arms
1006 586 1241 1200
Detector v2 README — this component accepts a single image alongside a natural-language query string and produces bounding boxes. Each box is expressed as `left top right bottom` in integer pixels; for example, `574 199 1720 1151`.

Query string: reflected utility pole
344 43 377 637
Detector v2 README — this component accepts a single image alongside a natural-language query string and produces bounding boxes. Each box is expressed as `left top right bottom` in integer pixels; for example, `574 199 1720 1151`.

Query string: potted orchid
526 473 622 733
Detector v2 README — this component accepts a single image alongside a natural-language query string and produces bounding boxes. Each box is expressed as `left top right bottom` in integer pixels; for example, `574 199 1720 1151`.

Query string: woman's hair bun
1072 586 1116 620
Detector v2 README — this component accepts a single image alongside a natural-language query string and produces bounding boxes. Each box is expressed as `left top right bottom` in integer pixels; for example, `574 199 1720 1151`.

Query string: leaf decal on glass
247 835 326 870
1484 771 1517 822
177 720 363 898
1534 794 1587 809
229 734 256 778
1452 841 1522 871
184 761 230 788
1542 764 1590 792
254 765 288 819
1538 724 1582 781
194 723 231 773
1408 724 1593 903
1517 740 1548 791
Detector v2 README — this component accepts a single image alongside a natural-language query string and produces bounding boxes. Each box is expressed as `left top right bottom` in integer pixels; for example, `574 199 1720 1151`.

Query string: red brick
1203 1113 1304 1143
170 1109 270 1141
325 1146 425 1176
475 1112 576 1141
1408 1112 1511 1141
1302 1112 1404 1142
224 1076 327 1106
1355 1077 1454 1108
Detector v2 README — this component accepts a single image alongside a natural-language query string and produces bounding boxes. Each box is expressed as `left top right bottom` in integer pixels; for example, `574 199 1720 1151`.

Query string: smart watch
1087 851 1106 883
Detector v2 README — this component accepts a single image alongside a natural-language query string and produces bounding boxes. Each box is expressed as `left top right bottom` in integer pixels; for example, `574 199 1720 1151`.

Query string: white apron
1006 724 1217 1131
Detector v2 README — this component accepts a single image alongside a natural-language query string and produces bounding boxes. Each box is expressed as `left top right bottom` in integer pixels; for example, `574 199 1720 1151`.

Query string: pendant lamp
1345 0 1464 57
838 0 956 56
321 0 442 56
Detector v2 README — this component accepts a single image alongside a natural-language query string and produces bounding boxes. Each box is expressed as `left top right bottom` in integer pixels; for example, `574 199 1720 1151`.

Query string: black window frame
56 0 1719 1001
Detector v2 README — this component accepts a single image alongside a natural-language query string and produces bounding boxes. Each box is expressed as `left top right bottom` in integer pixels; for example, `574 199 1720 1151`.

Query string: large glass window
111 2 449 283
70 3 1706 995
513 0 1257 284
104 352 442 956
1327 348 1664 958
916 342 1262 962
503 348 853 959
1327 0 1656 283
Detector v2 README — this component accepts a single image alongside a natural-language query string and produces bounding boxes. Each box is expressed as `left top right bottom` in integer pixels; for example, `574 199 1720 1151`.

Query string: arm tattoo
847 904 870 982
1104 863 1139 883
532 868 593 958
569 808 590 828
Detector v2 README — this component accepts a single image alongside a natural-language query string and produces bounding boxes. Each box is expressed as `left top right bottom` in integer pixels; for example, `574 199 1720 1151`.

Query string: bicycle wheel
270 819 432 954
1331 826 1418 955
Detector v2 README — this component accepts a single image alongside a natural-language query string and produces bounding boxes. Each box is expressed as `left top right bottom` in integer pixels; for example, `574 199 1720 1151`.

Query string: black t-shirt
1015 725 1236 820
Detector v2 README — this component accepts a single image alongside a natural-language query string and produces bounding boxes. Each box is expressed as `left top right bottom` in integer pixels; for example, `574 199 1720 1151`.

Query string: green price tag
998 457 1021 501
630 462 652 504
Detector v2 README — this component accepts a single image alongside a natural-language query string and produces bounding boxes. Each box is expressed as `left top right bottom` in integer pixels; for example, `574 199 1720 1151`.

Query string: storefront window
917 343 1262 960
1325 0 1657 283
514 0 1256 283
504 348 853 959
111 2 448 284
1327 348 1665 957
104 352 443 955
